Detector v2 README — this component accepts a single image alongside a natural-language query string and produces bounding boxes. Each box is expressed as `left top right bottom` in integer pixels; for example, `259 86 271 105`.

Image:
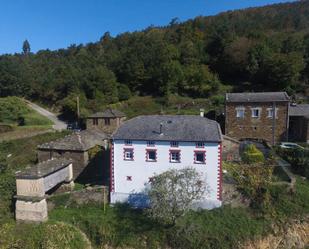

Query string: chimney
200 108 205 117
160 122 163 135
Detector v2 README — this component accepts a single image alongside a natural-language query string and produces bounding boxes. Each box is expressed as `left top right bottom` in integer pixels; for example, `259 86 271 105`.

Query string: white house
110 115 223 209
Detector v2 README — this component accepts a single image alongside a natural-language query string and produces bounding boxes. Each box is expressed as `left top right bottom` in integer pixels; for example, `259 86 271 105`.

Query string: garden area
0 136 308 249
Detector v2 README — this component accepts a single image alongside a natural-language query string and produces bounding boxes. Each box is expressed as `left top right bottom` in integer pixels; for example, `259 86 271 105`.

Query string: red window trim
169 149 181 163
170 141 179 147
145 149 157 162
195 142 205 148
194 150 206 164
123 148 134 161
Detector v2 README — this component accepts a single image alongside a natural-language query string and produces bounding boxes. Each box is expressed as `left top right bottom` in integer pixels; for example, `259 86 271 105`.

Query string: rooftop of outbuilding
38 129 109 151
15 158 72 179
88 109 126 118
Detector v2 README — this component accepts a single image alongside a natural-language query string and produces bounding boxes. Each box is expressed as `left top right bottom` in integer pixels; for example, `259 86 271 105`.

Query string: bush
277 147 309 178
224 162 273 211
242 144 265 163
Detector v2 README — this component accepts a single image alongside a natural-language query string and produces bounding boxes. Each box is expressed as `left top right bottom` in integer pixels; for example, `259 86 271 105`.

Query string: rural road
25 100 67 130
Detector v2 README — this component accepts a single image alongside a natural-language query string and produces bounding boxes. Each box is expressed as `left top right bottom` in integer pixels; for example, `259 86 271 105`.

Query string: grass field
0 96 53 127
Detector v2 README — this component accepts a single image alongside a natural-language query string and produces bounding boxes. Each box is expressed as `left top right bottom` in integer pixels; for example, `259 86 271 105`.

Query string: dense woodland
1 0 309 118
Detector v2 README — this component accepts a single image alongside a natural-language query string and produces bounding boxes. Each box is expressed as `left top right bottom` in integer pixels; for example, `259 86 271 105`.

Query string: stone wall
225 102 289 144
222 136 240 161
37 149 88 180
86 117 125 134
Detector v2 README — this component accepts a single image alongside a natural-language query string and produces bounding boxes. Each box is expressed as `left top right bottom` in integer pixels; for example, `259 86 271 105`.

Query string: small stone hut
86 109 126 134
37 129 109 180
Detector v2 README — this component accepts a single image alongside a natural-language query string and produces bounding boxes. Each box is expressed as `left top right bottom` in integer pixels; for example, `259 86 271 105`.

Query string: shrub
224 162 273 211
278 147 309 178
147 168 207 225
242 144 265 164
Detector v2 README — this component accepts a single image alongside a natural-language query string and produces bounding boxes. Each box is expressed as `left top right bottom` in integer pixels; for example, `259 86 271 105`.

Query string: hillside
0 0 309 118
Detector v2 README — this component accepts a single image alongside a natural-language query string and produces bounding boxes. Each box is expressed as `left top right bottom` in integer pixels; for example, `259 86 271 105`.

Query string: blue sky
0 0 294 54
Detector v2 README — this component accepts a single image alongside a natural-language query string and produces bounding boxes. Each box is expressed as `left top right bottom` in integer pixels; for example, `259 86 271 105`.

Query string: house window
146 149 157 162
93 118 98 126
104 118 110 125
170 150 180 163
194 151 206 164
251 108 260 118
267 108 278 118
124 140 132 146
126 176 132 181
147 141 155 147
123 148 134 160
196 142 204 148
170 141 179 147
236 107 245 118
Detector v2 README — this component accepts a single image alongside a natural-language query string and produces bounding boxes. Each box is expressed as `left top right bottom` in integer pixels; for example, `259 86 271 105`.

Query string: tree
147 168 208 225
22 40 31 55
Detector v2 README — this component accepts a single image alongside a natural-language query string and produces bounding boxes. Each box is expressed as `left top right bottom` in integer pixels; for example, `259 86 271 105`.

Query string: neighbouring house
110 115 223 209
86 109 126 134
289 104 309 144
225 92 290 145
37 129 109 181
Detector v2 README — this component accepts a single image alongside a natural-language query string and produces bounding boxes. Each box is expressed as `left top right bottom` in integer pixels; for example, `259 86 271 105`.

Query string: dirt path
25 100 67 130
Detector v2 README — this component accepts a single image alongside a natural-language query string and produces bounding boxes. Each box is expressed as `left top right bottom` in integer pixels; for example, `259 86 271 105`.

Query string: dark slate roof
113 115 222 142
15 158 72 179
88 109 125 118
38 129 109 151
226 92 290 103
289 104 309 119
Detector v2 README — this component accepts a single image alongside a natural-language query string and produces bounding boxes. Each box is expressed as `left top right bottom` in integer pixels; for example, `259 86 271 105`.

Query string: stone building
225 92 290 145
86 109 126 134
37 129 109 180
15 158 73 222
289 104 309 144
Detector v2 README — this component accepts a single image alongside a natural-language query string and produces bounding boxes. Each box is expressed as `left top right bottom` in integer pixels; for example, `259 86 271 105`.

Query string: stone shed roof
226 92 290 103
289 104 309 119
88 109 125 118
113 115 222 142
38 129 109 151
15 158 72 179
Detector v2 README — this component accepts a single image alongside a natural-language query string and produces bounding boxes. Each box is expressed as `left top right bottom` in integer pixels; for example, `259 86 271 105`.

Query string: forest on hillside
0 0 309 118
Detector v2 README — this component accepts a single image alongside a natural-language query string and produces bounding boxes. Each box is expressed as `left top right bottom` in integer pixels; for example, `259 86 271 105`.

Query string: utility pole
76 96 80 120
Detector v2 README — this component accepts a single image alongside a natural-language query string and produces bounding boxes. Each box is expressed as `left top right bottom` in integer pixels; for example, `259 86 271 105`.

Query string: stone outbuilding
37 129 109 180
289 104 309 144
86 109 126 134
225 92 290 145
15 158 73 222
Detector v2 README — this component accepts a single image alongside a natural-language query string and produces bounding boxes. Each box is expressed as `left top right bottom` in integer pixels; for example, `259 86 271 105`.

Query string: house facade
86 109 126 134
225 92 290 145
111 115 223 209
